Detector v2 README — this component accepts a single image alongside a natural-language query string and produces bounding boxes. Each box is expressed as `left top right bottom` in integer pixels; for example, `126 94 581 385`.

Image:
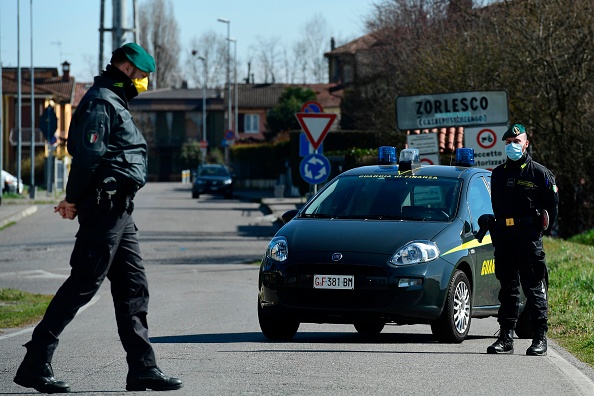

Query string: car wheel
431 270 471 343
258 300 299 341
192 191 199 199
354 320 385 335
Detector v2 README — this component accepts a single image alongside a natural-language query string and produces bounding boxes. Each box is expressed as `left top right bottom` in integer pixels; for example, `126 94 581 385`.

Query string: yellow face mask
132 77 149 93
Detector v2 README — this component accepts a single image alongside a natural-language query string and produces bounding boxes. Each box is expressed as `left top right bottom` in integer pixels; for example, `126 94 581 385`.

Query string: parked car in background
1 170 23 194
192 164 234 199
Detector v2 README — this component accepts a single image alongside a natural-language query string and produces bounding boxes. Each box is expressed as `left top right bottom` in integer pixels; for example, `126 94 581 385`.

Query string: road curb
0 205 38 229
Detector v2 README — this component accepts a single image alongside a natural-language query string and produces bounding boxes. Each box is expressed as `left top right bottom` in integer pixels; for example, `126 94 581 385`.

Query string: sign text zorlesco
395 90 509 131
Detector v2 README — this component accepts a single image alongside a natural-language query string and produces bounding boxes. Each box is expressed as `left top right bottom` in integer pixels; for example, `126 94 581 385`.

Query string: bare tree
255 36 280 83
187 30 227 89
138 0 182 89
302 14 331 83
293 39 309 84
356 0 594 236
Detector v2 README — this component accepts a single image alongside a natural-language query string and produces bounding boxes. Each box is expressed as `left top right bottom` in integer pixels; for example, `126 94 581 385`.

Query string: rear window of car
302 174 462 221
198 166 229 177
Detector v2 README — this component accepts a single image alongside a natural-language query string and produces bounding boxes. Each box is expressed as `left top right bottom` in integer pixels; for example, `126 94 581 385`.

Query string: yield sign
295 112 336 150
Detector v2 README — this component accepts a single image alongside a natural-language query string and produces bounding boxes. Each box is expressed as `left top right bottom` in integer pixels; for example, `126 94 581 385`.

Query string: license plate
313 274 354 290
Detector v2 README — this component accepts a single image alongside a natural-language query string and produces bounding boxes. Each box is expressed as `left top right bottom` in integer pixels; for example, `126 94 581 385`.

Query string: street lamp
217 18 232 135
192 50 207 164
192 50 207 143
229 38 238 139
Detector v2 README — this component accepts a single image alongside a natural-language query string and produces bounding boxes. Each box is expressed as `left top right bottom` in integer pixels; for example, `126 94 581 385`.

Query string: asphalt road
1 183 594 395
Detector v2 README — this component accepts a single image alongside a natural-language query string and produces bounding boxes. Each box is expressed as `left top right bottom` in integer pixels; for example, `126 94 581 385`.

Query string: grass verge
545 236 594 367
0 288 53 331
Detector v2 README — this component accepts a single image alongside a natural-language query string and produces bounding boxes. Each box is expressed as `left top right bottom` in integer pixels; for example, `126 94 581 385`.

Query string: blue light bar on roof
455 148 475 166
378 146 397 165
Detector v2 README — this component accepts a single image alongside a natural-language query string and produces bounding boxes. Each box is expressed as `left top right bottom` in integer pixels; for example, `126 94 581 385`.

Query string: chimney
61 61 71 81
330 37 335 51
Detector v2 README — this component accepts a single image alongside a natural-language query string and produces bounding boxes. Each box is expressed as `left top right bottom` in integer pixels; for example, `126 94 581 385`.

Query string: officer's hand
54 200 77 220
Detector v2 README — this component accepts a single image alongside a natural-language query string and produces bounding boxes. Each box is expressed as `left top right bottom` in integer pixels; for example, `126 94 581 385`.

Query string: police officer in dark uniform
487 123 558 356
14 43 183 393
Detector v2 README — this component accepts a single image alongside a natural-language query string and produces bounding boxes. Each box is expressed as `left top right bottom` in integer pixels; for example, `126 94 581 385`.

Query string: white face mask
505 142 523 161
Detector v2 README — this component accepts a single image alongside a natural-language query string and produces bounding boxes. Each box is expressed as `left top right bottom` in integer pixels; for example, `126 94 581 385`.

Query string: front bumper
258 252 454 324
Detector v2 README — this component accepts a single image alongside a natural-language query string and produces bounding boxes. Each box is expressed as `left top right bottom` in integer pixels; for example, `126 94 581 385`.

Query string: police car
258 147 530 343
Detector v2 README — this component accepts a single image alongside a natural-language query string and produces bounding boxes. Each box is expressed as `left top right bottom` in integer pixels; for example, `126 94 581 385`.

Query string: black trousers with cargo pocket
493 224 548 333
25 191 156 370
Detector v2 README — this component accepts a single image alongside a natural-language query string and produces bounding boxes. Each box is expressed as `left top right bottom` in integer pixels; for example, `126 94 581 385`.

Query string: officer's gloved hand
476 214 495 243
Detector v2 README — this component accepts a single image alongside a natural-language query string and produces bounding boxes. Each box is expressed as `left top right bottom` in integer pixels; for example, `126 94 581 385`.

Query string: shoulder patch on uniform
113 82 124 88
87 131 99 144
552 184 558 193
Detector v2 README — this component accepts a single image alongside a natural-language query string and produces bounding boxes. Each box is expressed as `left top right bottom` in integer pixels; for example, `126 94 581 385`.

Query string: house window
244 114 259 133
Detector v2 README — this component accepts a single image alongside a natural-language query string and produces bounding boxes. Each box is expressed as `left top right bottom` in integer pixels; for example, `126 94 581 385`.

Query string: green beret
121 43 155 73
502 123 526 140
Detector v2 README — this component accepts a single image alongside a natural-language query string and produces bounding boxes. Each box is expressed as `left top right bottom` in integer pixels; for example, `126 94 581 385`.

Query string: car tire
192 191 199 199
354 320 385 335
431 270 472 343
258 300 299 341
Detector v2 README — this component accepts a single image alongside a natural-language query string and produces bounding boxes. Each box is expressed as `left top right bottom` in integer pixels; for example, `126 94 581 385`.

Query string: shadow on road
150 331 492 345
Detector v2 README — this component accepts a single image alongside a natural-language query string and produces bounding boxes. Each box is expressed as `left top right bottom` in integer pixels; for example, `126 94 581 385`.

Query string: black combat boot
13 353 70 394
126 366 183 391
526 329 547 356
487 328 514 354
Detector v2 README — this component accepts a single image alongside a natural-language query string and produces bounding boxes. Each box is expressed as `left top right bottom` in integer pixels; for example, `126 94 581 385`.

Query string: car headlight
223 179 232 185
266 236 288 262
196 179 206 185
389 240 440 266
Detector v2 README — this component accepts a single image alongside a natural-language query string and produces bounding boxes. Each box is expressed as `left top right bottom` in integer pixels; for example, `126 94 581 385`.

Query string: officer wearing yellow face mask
13 43 183 393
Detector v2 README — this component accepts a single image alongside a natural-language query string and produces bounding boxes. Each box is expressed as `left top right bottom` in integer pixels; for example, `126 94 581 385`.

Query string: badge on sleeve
87 131 99 144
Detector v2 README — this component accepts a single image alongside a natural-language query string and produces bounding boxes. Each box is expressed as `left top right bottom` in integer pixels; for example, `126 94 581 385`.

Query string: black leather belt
496 217 534 226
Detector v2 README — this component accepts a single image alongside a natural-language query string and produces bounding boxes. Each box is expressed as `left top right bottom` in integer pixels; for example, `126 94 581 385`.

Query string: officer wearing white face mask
13 43 183 393
487 123 558 357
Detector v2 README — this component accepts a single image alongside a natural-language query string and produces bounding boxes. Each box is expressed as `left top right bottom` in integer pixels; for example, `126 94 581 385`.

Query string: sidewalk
233 190 306 227
0 200 40 229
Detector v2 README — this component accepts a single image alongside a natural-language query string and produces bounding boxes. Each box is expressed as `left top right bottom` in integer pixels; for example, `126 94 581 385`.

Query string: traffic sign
224 130 235 140
199 140 208 149
295 112 336 150
301 101 323 113
40 106 58 145
395 90 509 130
464 125 507 170
299 132 322 156
300 153 331 185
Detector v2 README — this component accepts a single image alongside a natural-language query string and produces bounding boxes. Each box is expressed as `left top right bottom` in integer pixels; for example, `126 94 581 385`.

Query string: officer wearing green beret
14 43 183 393
487 123 558 356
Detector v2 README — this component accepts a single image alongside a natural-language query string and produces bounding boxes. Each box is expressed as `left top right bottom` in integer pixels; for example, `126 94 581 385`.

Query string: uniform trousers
25 192 156 370
493 224 548 332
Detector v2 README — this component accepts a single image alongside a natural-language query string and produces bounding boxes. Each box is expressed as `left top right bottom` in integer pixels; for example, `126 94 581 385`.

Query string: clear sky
0 0 373 83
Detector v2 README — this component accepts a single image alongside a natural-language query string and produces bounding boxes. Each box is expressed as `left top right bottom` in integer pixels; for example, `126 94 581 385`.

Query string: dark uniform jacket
491 152 558 238
66 66 148 204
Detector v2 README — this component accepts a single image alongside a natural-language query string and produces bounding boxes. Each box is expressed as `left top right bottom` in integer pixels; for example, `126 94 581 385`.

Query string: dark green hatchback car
258 151 530 343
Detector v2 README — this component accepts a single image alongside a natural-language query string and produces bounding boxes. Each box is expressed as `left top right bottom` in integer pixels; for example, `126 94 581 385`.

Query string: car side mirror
281 209 299 224
464 221 472 234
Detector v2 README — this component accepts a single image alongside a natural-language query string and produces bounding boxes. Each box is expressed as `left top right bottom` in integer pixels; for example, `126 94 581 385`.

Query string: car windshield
199 166 229 177
301 174 462 222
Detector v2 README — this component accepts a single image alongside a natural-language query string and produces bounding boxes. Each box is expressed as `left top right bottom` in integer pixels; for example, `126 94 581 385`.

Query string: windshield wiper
300 213 335 218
